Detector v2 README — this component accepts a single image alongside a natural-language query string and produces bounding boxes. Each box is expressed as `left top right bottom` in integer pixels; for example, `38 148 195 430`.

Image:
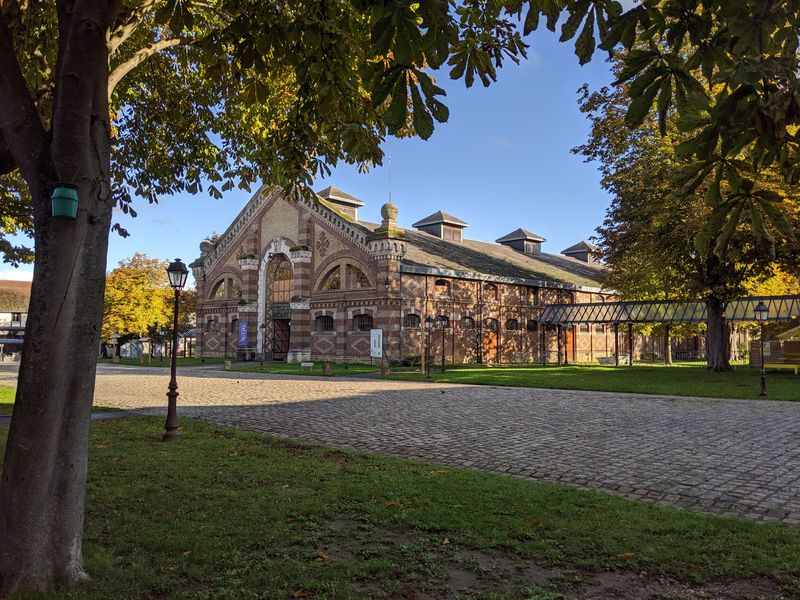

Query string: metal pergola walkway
539 295 800 326
537 295 800 366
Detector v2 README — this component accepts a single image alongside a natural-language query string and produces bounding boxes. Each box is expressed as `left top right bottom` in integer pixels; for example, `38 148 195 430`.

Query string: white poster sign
370 328 383 358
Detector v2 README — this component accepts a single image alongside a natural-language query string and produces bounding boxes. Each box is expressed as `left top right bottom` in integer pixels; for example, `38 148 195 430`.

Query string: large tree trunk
706 297 732 372
0 2 113 592
664 324 672 365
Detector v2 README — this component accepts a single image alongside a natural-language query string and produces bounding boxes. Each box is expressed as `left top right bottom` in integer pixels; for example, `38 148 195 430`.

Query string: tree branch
107 0 160 55
108 36 192 99
0 11 47 183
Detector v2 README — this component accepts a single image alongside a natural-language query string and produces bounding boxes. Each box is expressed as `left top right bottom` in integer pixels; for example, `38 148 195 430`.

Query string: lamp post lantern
163 258 188 442
259 322 267 367
754 300 769 397
424 316 434 379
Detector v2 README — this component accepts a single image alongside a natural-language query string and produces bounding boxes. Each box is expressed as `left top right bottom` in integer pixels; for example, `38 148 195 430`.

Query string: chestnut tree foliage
574 82 799 370
0 0 799 593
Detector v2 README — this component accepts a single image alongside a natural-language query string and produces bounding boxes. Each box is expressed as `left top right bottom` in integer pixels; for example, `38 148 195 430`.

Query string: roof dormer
496 228 546 255
316 186 365 221
412 210 468 242
562 240 600 263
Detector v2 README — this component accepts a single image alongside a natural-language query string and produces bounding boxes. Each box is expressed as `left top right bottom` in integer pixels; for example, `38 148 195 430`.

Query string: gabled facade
192 186 613 364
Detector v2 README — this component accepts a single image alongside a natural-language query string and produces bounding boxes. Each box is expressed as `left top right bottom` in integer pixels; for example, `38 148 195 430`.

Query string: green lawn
0 386 121 417
231 362 380 376
2 418 798 598
388 363 800 401
98 357 226 368
0 385 15 416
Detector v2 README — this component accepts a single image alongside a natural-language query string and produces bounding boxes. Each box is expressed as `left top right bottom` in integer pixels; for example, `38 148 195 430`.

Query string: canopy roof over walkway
539 295 800 326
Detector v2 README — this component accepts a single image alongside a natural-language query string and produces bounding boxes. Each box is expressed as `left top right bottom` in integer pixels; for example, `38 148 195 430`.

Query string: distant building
192 186 612 364
0 279 30 355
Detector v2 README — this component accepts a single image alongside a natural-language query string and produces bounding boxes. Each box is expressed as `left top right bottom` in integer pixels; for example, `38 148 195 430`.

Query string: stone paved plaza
4 364 798 526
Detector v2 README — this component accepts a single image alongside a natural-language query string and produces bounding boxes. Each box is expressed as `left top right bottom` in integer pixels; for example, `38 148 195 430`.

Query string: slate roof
495 228 546 243
562 240 598 254
411 210 469 228
359 221 604 289
316 186 365 207
0 280 31 313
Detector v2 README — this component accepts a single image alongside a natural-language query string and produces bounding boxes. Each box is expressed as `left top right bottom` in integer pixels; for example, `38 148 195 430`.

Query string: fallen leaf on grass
291 590 312 598
314 554 328 562
618 552 636 560
441 538 450 545
182 550 192 556
429 469 449 475
522 518 542 527
384 501 402 507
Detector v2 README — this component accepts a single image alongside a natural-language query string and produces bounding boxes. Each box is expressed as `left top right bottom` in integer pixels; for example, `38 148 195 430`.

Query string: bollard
224 360 232 370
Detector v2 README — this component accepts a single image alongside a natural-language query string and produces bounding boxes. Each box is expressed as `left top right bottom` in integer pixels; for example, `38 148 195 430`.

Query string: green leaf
384 76 408 130
574 8 596 65
410 83 434 139
624 78 661 128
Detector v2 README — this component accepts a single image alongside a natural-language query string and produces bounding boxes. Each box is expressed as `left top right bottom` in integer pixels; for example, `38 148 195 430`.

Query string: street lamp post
424 316 434 378
163 258 189 442
754 300 769 397
259 322 266 367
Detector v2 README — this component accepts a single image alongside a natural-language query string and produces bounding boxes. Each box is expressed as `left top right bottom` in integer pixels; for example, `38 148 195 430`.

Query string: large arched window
315 315 334 332
436 315 450 328
318 266 341 291
403 314 421 329
434 279 450 297
461 316 476 329
349 265 371 289
483 318 498 332
483 283 498 301
353 314 373 332
272 260 293 302
209 279 226 299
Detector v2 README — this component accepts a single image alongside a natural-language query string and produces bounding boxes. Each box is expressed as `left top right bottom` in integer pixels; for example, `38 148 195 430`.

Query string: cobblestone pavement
3 363 798 526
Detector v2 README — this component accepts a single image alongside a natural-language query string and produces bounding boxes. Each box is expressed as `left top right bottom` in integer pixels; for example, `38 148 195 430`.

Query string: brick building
191 186 613 364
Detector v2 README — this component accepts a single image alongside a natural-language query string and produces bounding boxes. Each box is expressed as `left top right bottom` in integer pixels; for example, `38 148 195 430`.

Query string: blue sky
1 31 616 284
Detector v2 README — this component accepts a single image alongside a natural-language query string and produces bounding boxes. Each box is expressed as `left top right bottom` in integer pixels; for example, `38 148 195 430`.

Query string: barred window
434 279 450 296
483 283 498 301
506 319 519 331
595 324 605 333
437 315 450 328
315 315 334 332
483 318 498 332
353 314 373 332
403 314 421 329
526 319 538 332
461 316 475 329
579 323 590 332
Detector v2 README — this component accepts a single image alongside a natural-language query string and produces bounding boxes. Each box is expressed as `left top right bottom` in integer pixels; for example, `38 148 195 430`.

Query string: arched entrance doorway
267 257 293 361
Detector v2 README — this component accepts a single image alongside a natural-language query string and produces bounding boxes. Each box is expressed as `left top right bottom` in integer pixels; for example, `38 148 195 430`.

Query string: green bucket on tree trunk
51 184 79 218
